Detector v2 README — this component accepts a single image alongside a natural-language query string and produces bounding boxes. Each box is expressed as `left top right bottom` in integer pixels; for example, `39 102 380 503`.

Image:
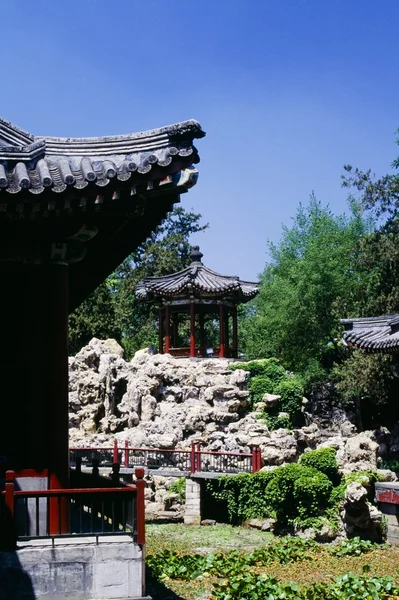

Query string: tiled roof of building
0 117 204 194
136 246 259 303
341 315 399 352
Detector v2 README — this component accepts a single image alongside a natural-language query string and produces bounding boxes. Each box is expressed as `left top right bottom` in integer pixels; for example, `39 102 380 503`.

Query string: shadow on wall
0 552 35 600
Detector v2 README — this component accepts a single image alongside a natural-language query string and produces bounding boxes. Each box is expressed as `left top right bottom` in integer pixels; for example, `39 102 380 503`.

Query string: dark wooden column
158 309 163 354
199 312 205 357
190 303 196 357
224 309 230 357
219 304 225 358
232 306 238 358
165 305 171 353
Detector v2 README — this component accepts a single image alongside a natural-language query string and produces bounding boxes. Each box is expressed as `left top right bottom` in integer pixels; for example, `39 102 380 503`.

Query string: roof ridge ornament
190 245 203 263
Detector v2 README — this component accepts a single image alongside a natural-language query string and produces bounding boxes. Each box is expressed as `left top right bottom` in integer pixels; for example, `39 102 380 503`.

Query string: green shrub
277 378 304 421
168 477 186 502
299 448 339 483
265 463 332 525
206 471 276 524
230 358 286 380
248 375 275 404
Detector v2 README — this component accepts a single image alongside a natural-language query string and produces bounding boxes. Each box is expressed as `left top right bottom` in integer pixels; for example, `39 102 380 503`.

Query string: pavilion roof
0 116 204 310
136 246 259 304
0 117 204 194
341 315 399 352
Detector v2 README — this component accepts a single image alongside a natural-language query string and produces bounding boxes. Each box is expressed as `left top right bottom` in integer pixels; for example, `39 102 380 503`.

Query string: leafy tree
68 281 121 355
240 195 373 383
69 206 208 357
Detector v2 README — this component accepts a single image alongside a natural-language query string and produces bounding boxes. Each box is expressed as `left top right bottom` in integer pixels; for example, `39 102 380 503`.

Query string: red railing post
190 443 196 474
113 439 119 465
252 447 260 473
135 468 146 546
196 444 202 472
124 440 129 468
256 447 260 473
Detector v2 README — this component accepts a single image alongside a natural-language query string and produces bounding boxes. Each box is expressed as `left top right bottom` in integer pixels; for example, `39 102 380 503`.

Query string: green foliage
264 463 332 524
206 471 276 524
68 281 122 355
329 537 376 557
207 463 333 527
248 375 275 403
299 448 339 482
68 206 208 357
168 478 186 502
277 378 304 422
334 351 399 408
239 195 373 383
231 358 304 429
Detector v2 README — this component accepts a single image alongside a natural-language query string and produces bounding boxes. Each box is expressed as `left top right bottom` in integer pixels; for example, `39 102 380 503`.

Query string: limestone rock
263 393 281 407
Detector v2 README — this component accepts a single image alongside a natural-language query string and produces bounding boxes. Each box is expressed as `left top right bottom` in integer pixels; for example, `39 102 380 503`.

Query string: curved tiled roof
136 246 259 303
0 117 204 194
341 315 399 352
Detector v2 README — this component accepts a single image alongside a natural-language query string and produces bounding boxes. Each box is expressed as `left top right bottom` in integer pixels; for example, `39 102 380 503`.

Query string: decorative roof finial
190 246 203 263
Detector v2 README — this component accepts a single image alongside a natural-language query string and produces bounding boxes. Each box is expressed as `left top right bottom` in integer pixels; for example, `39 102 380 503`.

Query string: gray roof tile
0 118 204 194
136 246 259 303
341 315 399 351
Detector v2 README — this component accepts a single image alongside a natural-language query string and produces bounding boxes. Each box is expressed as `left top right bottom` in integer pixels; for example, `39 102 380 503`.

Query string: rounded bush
299 447 339 483
265 463 332 524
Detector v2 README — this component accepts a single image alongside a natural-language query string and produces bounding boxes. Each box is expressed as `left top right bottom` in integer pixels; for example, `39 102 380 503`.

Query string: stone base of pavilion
0 537 147 600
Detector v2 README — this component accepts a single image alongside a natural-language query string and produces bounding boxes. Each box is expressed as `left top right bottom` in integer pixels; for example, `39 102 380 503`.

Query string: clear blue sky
2 1 399 280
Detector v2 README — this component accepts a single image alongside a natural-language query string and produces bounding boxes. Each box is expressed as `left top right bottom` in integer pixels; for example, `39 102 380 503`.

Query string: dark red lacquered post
252 448 258 473
135 468 146 545
113 439 119 465
196 444 202 472
257 447 262 471
190 443 196 474
124 440 129 468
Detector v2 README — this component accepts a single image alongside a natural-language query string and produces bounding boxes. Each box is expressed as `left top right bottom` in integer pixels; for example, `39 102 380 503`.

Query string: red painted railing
70 442 262 474
0 468 146 550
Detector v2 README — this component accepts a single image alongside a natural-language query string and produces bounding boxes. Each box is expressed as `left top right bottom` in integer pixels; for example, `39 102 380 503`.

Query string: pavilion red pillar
219 304 225 358
232 306 238 358
158 309 163 354
190 303 196 357
165 305 171 353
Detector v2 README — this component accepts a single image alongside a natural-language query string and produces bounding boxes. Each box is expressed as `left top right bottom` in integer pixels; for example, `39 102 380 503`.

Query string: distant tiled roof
136 246 259 303
0 117 204 194
341 315 399 351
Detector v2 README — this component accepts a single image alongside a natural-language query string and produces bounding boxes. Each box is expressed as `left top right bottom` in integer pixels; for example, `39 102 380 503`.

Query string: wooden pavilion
136 246 259 358
0 115 203 502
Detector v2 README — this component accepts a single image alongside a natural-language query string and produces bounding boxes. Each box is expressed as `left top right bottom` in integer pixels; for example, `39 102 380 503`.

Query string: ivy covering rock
206 448 387 540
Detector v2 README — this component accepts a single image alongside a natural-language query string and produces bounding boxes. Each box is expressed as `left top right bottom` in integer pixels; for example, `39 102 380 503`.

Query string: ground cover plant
146 525 399 600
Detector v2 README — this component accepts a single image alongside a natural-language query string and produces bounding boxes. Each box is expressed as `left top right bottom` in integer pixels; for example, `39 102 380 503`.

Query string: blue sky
2 0 399 280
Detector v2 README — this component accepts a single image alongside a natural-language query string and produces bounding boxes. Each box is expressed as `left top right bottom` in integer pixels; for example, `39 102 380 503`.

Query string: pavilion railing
0 468 146 550
70 442 262 475
168 346 237 358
